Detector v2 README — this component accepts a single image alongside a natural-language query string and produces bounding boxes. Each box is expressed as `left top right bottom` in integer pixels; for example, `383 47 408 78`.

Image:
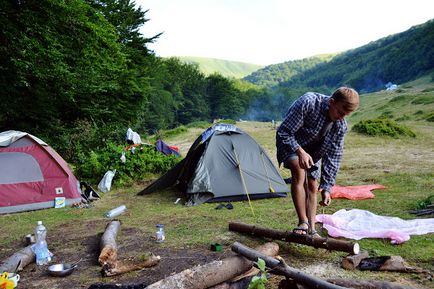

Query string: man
276 87 359 236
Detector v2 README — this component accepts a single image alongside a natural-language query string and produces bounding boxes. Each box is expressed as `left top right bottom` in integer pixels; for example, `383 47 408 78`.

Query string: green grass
1 77 433 288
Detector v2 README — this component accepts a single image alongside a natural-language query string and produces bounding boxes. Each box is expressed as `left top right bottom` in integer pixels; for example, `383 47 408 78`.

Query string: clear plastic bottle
33 221 51 265
155 224 165 243
105 205 127 218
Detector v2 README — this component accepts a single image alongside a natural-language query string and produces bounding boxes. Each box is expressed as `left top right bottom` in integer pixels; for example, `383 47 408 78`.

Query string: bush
421 87 434 92
217 119 236 125
380 111 394 119
186 121 212 129
352 118 416 138
153 126 188 141
76 142 180 186
426 112 434 122
415 195 434 210
411 95 434 104
395 114 411 121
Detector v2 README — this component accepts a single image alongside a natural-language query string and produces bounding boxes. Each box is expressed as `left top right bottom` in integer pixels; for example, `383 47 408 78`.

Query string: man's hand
296 148 314 169
319 190 331 206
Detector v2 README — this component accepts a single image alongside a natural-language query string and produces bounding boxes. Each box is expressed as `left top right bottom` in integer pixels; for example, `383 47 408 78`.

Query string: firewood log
98 220 160 277
231 242 346 289
146 242 279 289
0 245 34 273
229 222 359 254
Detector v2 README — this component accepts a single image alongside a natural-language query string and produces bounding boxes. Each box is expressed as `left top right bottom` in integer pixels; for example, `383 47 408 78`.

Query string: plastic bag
98 169 116 193
120 152 126 163
126 128 141 144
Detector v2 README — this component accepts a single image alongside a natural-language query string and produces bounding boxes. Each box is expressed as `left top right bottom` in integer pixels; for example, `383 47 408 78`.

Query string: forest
0 0 266 162
1 0 433 170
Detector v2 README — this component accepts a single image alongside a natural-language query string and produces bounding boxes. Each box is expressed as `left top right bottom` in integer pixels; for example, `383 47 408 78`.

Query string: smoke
241 89 296 121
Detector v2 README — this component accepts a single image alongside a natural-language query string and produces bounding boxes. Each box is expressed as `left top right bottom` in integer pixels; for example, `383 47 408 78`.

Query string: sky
136 0 433 66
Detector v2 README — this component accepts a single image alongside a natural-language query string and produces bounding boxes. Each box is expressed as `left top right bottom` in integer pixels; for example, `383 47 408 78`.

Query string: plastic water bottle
33 221 51 265
105 205 127 218
155 224 165 243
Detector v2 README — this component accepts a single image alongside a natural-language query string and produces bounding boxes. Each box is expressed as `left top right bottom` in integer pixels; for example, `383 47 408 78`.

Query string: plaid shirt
276 92 347 192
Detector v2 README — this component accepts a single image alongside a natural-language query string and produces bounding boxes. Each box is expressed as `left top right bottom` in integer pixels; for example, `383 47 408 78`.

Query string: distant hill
245 20 434 93
244 54 336 87
177 56 263 78
348 75 434 125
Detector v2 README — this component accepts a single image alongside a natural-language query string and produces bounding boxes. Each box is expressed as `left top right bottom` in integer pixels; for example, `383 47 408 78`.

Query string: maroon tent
0 131 82 214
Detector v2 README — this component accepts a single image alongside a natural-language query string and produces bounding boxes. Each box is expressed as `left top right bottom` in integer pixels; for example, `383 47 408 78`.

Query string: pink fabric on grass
330 184 385 200
316 209 434 244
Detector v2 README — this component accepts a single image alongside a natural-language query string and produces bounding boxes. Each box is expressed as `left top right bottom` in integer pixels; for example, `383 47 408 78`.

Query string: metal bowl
47 263 77 277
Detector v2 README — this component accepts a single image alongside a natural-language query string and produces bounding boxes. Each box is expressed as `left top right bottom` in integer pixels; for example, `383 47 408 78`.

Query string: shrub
415 195 434 210
421 87 434 92
352 118 416 138
379 111 394 119
153 126 188 140
186 121 212 129
426 112 434 122
76 142 180 186
395 114 411 121
217 118 236 125
411 95 434 104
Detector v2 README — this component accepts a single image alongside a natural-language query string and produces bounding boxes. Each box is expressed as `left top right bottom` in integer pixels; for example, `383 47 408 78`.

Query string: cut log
0 245 34 273
327 278 418 289
341 250 369 270
231 242 347 289
98 220 121 272
229 222 359 254
358 256 427 273
98 220 160 277
146 242 279 289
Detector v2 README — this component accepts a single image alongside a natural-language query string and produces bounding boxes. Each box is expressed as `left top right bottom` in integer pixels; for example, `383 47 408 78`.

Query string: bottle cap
37 221 42 225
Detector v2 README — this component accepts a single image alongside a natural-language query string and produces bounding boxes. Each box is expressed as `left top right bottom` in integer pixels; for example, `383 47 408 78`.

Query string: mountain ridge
176 56 263 78
245 19 434 92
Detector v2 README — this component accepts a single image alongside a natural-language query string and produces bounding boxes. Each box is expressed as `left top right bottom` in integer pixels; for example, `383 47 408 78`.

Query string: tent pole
232 142 255 217
260 151 275 193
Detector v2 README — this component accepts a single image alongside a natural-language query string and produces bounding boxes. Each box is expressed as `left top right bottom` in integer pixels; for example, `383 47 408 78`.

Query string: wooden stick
146 242 279 289
229 222 359 254
0 245 34 273
231 242 347 289
327 278 418 289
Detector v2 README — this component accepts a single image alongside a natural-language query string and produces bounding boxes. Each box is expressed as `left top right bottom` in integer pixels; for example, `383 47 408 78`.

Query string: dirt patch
8 222 234 289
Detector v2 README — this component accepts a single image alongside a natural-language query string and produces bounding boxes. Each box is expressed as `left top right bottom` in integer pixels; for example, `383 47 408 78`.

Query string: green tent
139 124 289 205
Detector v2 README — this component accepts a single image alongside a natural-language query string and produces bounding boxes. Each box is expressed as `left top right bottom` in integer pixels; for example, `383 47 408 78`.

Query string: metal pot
47 263 77 277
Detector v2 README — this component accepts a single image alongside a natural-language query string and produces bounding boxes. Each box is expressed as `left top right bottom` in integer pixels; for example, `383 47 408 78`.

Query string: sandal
293 220 309 235
309 229 321 239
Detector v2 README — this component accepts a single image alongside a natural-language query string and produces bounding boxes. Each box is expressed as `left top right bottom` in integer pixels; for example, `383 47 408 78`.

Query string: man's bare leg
286 159 309 234
306 176 319 235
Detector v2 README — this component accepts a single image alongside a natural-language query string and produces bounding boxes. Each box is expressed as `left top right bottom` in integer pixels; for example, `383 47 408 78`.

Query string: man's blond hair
331 87 359 111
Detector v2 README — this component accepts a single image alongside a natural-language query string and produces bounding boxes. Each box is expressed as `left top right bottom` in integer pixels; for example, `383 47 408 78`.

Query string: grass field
0 79 433 288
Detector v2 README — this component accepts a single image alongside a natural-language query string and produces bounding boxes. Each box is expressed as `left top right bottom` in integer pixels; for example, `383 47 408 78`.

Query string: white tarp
317 209 434 244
